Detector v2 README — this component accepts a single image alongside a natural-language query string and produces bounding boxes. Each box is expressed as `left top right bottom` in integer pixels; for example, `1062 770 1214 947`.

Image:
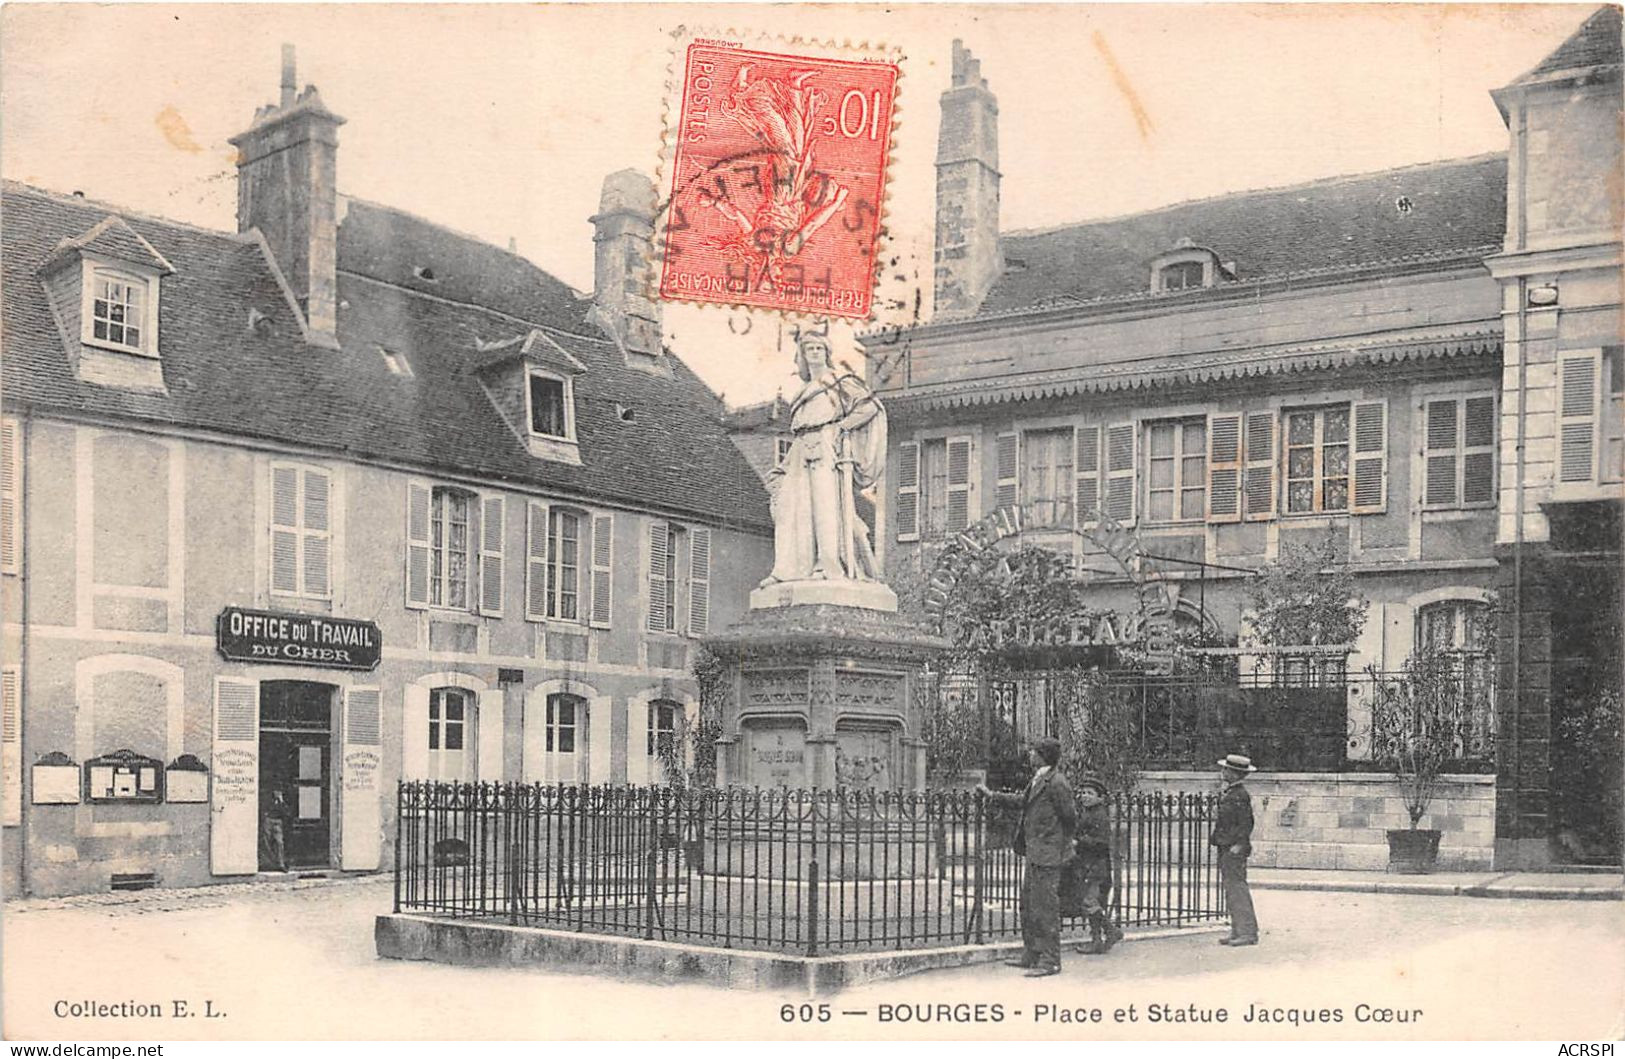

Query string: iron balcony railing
394 782 1226 956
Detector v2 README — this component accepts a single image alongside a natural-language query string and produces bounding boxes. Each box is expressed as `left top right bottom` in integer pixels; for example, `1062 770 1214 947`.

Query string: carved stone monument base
706 603 947 793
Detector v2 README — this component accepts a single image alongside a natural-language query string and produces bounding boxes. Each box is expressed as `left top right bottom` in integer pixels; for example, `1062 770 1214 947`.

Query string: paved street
4 877 1621 1041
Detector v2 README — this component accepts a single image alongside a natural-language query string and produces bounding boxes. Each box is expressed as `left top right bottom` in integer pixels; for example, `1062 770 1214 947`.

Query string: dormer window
1159 261 1205 292
82 264 159 356
527 369 575 441
1149 240 1232 295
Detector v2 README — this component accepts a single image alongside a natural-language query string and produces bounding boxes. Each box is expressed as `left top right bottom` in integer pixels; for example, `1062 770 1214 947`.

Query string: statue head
795 331 833 382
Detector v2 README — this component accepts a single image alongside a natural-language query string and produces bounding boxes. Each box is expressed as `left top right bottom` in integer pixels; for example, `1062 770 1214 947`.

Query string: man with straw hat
1211 753 1259 946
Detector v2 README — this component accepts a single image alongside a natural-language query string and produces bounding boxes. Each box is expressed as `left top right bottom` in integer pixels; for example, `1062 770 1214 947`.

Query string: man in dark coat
978 737 1076 976
1210 753 1259 946
1073 773 1123 955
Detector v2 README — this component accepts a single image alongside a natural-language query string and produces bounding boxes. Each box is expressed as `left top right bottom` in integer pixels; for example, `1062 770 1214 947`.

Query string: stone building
866 11 1621 869
0 51 772 897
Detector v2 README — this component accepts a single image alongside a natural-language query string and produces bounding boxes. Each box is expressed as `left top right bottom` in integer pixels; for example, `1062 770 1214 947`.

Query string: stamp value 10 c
660 40 899 319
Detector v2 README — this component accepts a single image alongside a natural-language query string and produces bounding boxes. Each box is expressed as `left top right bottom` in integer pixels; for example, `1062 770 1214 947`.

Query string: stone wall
1141 770 1496 871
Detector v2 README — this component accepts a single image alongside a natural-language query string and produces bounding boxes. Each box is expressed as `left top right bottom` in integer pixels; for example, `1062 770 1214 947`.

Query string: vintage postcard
1 2 1621 1047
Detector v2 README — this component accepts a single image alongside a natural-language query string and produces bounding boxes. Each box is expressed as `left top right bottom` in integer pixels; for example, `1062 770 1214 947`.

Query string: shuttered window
994 433 1019 509
1207 414 1242 523
478 495 505 617
1104 422 1135 523
1351 400 1388 515
1422 395 1495 509
945 437 973 533
647 521 680 633
1604 347 1624 484
525 501 549 621
1 418 19 575
1283 406 1350 514
589 514 614 629
1075 424 1101 525
1559 353 1600 483
687 527 711 636
2 666 19 826
895 441 920 541
429 487 473 610
271 463 333 599
1243 411 1277 520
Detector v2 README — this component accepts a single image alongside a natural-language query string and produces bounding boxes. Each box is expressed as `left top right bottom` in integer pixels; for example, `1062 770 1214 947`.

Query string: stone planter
1385 828 1441 874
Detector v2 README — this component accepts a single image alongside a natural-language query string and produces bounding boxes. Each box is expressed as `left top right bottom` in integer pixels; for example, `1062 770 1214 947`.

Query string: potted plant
1368 648 1476 873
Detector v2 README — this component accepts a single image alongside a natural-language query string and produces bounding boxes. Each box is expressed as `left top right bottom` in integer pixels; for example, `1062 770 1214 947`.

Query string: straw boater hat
1077 773 1108 795
1217 753 1258 774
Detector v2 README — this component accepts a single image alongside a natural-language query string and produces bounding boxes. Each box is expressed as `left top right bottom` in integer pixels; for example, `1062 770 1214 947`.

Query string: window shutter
340 685 382 870
1243 411 1277 520
525 501 549 622
647 521 670 632
402 684 430 782
302 469 332 597
1424 399 1459 508
1462 395 1496 505
946 436 972 532
210 677 260 875
1207 414 1242 523
0 418 19 576
1104 422 1135 523
687 526 711 636
271 465 300 595
1351 399 1388 514
1074 424 1101 525
895 442 920 541
995 433 1019 509
1559 353 1599 483
478 495 505 617
405 482 432 609
590 514 614 629
1 667 19 826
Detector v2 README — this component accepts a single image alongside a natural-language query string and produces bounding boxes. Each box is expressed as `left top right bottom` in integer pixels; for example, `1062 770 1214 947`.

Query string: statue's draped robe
768 370 887 583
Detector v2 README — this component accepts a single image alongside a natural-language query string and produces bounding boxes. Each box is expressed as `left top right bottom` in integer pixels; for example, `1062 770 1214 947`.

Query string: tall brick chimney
934 40 1001 318
230 45 345 347
590 169 662 359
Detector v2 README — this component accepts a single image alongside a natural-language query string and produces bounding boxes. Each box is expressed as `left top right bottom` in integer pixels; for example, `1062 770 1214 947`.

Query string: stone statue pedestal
707 599 946 793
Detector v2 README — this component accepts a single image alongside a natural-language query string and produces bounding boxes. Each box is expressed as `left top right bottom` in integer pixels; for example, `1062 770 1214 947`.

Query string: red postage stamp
659 40 899 319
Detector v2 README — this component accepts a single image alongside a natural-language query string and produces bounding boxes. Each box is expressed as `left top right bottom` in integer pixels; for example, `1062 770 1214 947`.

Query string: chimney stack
230 45 345 348
933 40 1001 318
590 169 662 358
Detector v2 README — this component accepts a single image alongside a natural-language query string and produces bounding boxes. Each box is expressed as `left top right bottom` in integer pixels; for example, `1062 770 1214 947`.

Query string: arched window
1159 260 1205 291
544 692 587 781
647 698 682 773
428 686 475 781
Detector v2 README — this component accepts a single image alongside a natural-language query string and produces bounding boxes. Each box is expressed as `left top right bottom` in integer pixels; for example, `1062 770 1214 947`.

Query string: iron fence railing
394 782 1225 955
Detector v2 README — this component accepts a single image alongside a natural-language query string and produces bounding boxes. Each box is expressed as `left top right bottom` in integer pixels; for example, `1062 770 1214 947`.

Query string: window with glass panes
545 693 583 754
921 438 949 538
547 509 582 621
1160 261 1205 291
91 272 146 350
1021 428 1074 528
430 488 472 608
529 372 569 438
648 699 680 758
1145 418 1206 522
428 687 472 781
1284 406 1350 514
1416 600 1495 757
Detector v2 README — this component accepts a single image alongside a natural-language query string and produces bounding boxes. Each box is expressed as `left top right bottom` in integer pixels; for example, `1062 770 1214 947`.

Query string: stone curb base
4 870 388 914
374 914 1227 995
1251 877 1623 901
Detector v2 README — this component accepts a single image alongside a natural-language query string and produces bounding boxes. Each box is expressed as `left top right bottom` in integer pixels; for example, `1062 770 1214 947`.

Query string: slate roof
973 154 1507 318
1512 5 1621 83
1 182 771 533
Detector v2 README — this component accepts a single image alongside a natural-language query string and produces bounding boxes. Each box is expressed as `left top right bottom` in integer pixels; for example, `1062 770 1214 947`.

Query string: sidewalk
1250 866 1623 900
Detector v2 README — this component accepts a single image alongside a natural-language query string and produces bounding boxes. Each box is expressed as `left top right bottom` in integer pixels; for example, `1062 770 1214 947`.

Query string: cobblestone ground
4 876 1621 1040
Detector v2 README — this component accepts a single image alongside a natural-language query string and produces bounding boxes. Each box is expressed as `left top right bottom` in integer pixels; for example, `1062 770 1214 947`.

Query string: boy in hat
1210 753 1259 946
978 737 1076 977
1074 774 1123 955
